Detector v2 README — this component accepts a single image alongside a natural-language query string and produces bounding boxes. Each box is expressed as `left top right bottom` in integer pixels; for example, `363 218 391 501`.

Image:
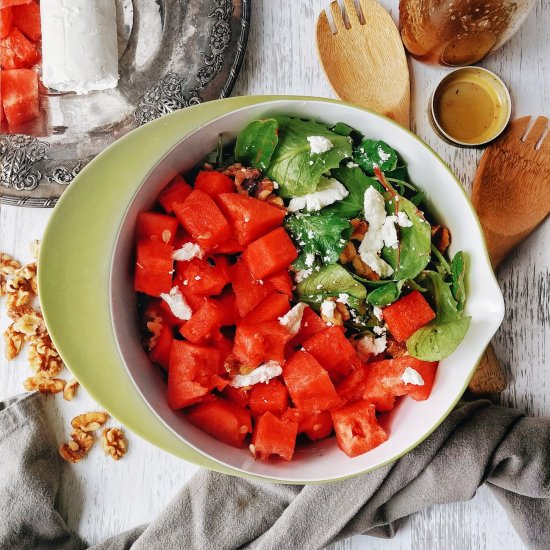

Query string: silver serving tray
0 0 249 207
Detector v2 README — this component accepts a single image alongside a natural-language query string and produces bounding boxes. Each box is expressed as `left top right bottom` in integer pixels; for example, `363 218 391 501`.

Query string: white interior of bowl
111 99 505 482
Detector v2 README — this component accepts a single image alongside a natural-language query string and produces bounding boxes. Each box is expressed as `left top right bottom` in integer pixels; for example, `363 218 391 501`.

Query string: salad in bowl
133 115 470 462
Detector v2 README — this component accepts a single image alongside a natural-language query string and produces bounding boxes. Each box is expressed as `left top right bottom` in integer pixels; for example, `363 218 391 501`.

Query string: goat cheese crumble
230 361 283 388
160 286 192 320
307 135 333 154
287 178 348 213
172 242 204 262
320 299 337 319
278 303 307 336
401 367 425 386
355 333 387 361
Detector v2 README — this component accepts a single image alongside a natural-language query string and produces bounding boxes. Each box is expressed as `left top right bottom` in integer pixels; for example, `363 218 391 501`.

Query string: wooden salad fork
316 0 410 128
468 116 550 394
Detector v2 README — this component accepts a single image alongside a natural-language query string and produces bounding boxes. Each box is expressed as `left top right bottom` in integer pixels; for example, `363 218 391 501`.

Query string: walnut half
59 429 94 463
101 427 127 461
71 411 110 432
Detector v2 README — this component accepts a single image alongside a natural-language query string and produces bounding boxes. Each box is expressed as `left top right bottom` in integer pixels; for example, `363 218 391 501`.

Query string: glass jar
399 0 535 66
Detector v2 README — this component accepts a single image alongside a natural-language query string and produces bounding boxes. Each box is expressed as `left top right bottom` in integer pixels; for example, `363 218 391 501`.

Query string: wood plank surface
2 0 549 547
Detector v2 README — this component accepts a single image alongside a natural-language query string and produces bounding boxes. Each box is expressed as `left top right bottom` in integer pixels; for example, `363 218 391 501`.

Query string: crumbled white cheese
160 287 192 320
358 186 395 277
194 275 201 281
336 293 349 305
230 361 283 388
287 178 348 213
244 217 250 223
305 253 315 267
396 211 413 227
278 303 307 336
355 333 387 361
373 306 384 321
172 242 204 262
401 367 425 386
381 217 399 249
373 325 386 335
273 181 279 189
307 135 333 154
320 299 336 319
378 147 391 162
295 268 312 283
346 161 359 168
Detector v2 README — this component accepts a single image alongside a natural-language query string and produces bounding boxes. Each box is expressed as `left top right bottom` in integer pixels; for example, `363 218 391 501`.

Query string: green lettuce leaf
381 195 432 281
353 139 398 175
285 213 351 270
235 118 279 171
296 264 366 310
266 116 353 198
451 251 466 311
324 166 383 218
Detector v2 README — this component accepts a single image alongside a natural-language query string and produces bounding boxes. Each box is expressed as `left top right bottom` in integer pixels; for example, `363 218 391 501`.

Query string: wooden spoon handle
468 344 507 394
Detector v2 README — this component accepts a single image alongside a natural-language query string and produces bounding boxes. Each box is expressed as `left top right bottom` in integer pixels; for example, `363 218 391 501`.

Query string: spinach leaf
451 251 466 311
353 139 398 175
367 282 401 306
285 213 351 270
385 163 408 182
267 116 353 198
324 166 383 218
407 271 470 360
410 191 425 207
296 264 367 309
406 317 471 361
381 195 431 281
235 118 279 171
331 122 363 143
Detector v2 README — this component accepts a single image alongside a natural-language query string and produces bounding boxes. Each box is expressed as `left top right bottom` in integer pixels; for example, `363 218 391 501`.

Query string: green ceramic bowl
39 96 504 483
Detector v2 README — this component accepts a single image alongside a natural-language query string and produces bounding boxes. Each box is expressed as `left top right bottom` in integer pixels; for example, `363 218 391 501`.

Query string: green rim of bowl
39 95 503 484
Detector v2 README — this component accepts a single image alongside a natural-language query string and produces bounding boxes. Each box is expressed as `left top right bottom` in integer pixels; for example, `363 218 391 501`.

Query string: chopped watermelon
242 227 298 280
173 190 231 252
282 350 341 416
0 68 39 127
214 236 245 255
179 301 222 343
12 0 40 42
158 176 192 213
148 322 174 371
233 321 290 367
194 170 235 197
1 7 13 39
217 193 285 246
222 385 250 408
299 410 333 441
176 256 230 296
331 401 388 457
265 269 293 297
289 307 328 348
136 212 179 245
186 398 251 448
167 341 226 409
249 379 289 418
229 259 271 317
335 361 371 404
134 239 174 297
1 27 39 69
251 411 298 462
383 290 436 342
302 326 357 382
0 0 31 7
211 289 238 326
241 292 290 325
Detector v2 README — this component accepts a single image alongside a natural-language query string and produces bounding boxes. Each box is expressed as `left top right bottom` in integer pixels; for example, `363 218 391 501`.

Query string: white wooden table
1 1 548 548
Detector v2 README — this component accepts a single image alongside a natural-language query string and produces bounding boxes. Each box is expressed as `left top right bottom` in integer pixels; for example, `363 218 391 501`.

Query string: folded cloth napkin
1 393 549 550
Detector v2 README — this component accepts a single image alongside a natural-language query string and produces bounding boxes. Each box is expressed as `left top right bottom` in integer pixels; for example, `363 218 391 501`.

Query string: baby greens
353 139 398 174
235 118 279 171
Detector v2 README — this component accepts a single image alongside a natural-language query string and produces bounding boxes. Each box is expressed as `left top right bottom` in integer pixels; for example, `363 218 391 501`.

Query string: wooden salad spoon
316 0 410 128
467 116 550 393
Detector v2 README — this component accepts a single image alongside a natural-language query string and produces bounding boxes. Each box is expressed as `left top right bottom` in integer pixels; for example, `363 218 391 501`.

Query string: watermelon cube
214 235 245 255
289 306 328 348
0 68 39 127
331 401 388 458
282 350 341 416
158 175 192 213
179 300 222 343
383 290 436 342
173 190 231 252
136 211 179 245
167 341 225 409
249 378 289 418
233 321 291 368
265 269 293 297
148 322 174 371
12 0 40 42
222 385 250 408
335 361 371 404
229 259 271 317
299 410 333 441
194 170 235 197
134 239 174 297
186 398 251 448
241 292 290 325
1 27 39 69
176 256 230 296
1 7 13 39
217 193 285 246
251 411 298 461
0 0 31 7
242 227 298 280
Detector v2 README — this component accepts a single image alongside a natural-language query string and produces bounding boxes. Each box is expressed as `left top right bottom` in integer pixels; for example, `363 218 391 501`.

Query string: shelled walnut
59 429 94 463
101 427 127 461
71 411 110 432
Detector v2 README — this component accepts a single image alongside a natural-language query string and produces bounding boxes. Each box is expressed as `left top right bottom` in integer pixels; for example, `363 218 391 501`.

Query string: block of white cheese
40 0 119 94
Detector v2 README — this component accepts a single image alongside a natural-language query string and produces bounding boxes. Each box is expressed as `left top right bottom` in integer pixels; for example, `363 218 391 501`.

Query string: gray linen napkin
1 392 549 550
